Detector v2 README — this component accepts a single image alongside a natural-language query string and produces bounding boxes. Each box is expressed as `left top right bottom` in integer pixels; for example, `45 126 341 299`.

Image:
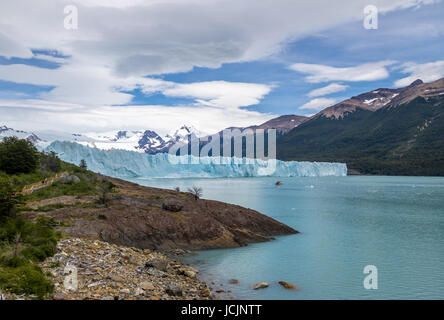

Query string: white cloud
0 32 33 59
300 98 337 110
307 83 348 97
0 63 273 109
394 60 444 87
290 61 396 83
160 81 272 109
0 100 276 136
0 0 438 132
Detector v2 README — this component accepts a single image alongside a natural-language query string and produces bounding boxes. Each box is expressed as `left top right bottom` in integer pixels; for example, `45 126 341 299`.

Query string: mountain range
278 78 444 175
2 77 444 175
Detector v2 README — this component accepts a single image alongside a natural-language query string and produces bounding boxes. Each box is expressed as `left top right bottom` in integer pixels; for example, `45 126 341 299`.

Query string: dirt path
21 171 69 195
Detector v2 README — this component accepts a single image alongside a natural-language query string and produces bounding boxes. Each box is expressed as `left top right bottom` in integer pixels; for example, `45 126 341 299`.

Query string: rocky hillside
24 175 298 251
315 78 444 119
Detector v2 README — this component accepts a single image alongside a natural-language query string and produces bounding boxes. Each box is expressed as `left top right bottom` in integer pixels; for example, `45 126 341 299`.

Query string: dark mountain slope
277 95 444 175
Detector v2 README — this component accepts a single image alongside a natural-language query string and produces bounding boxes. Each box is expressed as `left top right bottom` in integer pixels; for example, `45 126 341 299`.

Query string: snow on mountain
1 124 207 154
77 125 205 154
0 125 43 143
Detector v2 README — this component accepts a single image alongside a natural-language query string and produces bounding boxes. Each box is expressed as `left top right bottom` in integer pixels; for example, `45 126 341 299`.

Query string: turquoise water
130 176 444 299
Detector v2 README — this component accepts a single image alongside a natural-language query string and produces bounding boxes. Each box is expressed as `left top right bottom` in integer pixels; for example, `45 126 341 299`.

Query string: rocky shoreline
2 174 298 300
2 238 215 300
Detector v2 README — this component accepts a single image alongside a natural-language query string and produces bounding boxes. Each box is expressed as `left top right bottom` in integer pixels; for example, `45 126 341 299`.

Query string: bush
0 137 39 174
187 186 203 200
97 180 116 205
0 216 60 299
0 177 22 219
0 264 53 299
39 152 61 173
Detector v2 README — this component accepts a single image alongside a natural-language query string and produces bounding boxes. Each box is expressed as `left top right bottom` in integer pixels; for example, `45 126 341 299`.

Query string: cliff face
28 176 298 250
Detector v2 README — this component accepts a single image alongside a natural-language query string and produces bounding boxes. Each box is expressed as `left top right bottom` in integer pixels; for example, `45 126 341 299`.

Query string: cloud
0 63 273 110
289 61 396 83
0 0 438 133
160 81 272 109
300 97 337 110
0 0 433 78
307 83 348 97
0 100 276 136
394 60 444 87
0 32 33 59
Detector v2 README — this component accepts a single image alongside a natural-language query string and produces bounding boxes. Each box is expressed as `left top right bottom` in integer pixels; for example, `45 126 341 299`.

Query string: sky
0 0 444 135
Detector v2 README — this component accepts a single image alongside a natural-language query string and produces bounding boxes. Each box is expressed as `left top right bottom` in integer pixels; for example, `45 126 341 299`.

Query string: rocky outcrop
28 176 298 251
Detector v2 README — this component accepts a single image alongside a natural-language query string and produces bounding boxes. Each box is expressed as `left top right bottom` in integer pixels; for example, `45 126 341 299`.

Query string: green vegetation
0 137 113 298
0 215 61 299
0 137 39 174
40 151 61 173
277 96 444 176
79 159 87 170
0 177 22 218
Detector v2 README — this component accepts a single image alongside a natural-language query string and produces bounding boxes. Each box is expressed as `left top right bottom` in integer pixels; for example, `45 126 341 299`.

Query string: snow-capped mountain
0 125 42 143
71 125 205 154
0 124 206 154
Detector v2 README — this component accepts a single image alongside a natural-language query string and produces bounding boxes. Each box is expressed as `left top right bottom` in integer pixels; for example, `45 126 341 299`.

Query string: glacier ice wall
43 141 347 178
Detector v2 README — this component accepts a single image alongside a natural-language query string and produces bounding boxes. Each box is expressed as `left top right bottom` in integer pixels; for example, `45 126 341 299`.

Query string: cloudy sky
1 0 443 135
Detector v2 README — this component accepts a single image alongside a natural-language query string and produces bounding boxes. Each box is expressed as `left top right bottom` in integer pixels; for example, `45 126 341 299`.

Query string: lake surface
129 176 444 299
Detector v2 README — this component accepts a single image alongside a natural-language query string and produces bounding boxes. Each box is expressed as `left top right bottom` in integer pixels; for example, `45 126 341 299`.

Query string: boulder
278 281 298 290
53 292 68 300
140 281 155 291
145 258 169 272
178 266 199 278
166 284 183 296
61 175 81 184
162 199 184 212
200 287 211 297
252 282 269 290
229 279 239 284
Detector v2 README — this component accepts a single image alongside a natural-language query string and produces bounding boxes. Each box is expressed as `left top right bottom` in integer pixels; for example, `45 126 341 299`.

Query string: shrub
0 216 60 299
79 159 87 169
39 152 61 173
97 180 116 205
187 186 203 200
0 137 39 174
0 177 22 219
0 264 53 299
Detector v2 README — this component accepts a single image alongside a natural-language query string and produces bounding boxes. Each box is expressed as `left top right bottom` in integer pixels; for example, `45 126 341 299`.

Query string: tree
0 178 22 218
0 137 39 174
79 159 87 170
40 151 61 172
187 186 203 200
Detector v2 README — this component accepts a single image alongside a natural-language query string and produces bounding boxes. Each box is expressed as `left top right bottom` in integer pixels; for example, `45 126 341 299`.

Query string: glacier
43 141 347 178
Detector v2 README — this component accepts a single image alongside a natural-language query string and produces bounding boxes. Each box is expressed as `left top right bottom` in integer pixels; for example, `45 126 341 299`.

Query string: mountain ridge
277 77 444 176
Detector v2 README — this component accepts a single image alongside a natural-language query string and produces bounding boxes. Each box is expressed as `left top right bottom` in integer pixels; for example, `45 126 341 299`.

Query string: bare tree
187 186 203 200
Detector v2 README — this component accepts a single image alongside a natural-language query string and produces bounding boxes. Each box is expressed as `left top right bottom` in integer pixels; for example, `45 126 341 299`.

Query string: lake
129 176 444 299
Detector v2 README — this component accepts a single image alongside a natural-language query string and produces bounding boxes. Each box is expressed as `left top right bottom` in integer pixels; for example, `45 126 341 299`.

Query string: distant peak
409 79 423 87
